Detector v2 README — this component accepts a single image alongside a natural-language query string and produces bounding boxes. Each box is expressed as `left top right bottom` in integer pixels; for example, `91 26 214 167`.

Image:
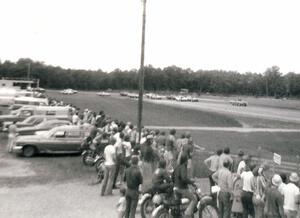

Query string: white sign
273 153 281 165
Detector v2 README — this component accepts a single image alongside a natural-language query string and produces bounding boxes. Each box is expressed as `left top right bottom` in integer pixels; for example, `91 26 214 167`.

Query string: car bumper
12 146 23 154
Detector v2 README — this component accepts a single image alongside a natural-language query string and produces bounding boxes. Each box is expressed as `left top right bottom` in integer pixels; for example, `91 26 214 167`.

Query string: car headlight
196 188 202 195
152 194 162 205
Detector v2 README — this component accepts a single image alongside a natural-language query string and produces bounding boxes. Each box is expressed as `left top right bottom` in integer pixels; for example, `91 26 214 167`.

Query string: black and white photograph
0 0 300 218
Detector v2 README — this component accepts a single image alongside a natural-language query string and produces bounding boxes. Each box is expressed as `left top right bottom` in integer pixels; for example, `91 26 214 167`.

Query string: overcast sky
0 0 299 74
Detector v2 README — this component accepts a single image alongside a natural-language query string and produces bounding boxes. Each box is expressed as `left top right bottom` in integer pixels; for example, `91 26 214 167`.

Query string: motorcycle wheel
199 203 218 218
82 153 94 167
141 196 154 218
154 208 172 218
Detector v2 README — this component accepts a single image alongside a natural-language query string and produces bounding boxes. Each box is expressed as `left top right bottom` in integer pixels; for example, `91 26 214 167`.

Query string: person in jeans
264 174 284 218
240 164 255 218
212 160 233 218
283 172 300 218
173 154 197 218
124 155 143 218
101 137 116 196
251 166 267 218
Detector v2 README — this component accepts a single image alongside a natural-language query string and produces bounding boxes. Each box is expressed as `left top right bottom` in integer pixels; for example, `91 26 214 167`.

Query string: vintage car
60 89 78 95
229 99 248 106
17 119 72 136
12 125 91 157
96 91 111 96
15 115 69 128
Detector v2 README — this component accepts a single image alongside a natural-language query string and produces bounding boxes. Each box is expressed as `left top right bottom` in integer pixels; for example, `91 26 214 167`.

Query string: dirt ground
0 135 139 218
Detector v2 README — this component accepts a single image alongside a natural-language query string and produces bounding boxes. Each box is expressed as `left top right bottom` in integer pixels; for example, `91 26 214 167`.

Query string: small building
0 77 40 90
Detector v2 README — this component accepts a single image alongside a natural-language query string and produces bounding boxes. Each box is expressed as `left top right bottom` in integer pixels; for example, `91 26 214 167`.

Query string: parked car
17 119 72 136
15 115 70 129
0 105 72 131
12 125 91 157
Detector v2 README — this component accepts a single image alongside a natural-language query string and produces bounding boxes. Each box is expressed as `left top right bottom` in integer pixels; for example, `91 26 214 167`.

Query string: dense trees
0 58 300 97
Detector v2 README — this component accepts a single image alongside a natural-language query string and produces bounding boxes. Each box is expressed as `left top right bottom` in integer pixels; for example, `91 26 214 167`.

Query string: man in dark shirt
264 174 284 218
173 154 197 218
150 159 172 194
124 155 143 218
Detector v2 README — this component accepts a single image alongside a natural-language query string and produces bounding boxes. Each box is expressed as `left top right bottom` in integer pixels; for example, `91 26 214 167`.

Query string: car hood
0 115 17 121
18 126 38 132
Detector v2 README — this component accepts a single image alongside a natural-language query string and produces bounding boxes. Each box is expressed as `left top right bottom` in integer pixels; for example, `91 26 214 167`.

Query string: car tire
23 145 36 157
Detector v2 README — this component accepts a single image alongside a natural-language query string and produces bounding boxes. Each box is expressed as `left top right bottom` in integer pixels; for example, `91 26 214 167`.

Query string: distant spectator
212 160 233 218
279 173 288 195
7 121 18 153
237 155 250 175
240 164 255 218
204 149 223 187
72 112 80 125
219 147 233 170
252 166 267 218
282 172 300 218
264 174 284 218
124 156 143 218
101 137 116 196
165 129 176 152
233 150 244 173
140 134 158 192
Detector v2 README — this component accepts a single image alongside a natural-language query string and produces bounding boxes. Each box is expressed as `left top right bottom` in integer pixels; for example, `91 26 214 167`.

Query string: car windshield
44 128 59 138
22 116 36 124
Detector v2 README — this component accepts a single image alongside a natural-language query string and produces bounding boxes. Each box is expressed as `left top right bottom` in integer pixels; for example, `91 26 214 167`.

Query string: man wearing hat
282 172 300 218
264 174 284 218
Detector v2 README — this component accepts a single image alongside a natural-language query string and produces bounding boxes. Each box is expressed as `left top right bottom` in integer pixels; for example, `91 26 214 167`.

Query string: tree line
1 58 300 97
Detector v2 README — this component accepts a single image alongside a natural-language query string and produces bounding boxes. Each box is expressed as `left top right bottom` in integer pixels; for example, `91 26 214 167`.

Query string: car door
40 130 67 152
63 130 82 151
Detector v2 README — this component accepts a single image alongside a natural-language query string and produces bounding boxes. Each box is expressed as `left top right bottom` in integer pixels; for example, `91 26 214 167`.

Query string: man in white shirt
101 137 116 196
204 149 222 187
72 112 80 125
240 165 255 218
237 155 250 175
283 172 300 218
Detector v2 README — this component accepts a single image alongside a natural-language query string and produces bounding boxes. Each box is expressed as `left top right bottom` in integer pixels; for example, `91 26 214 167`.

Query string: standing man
219 147 233 170
282 172 300 218
173 154 197 218
264 174 284 218
204 149 223 187
124 156 143 218
212 160 234 218
101 137 116 196
7 121 18 153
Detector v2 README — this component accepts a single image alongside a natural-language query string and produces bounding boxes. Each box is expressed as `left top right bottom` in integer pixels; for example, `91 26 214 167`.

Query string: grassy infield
48 91 300 176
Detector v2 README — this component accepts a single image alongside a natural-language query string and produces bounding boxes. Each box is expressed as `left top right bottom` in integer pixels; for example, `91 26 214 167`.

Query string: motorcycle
151 183 218 218
81 148 105 183
140 184 173 218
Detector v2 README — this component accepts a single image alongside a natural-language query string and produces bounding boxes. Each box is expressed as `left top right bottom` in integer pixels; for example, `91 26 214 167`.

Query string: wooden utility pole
27 63 31 80
137 0 147 144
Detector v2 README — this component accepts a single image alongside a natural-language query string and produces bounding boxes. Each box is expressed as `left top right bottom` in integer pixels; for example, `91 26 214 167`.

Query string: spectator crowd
7 102 300 218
